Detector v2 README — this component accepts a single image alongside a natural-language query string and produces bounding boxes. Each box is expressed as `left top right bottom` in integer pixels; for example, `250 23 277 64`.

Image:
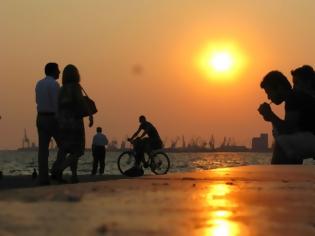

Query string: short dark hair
139 115 146 121
260 71 292 90
45 63 58 76
291 65 315 82
96 127 102 133
62 64 80 85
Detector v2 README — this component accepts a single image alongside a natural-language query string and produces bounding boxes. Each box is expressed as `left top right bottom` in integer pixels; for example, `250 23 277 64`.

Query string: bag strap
80 85 89 98
79 85 93 116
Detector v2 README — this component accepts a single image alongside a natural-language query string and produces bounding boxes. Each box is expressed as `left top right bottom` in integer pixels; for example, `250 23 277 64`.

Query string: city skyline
16 128 269 151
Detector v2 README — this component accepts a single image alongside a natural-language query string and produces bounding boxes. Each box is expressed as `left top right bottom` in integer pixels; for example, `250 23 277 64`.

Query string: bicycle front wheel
117 151 137 175
150 152 170 175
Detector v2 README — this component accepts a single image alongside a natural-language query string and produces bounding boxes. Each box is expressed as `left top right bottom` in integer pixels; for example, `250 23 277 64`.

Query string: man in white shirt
91 127 108 175
35 63 64 185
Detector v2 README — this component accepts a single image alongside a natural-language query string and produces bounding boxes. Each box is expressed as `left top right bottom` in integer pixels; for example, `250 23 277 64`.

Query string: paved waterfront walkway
0 165 314 236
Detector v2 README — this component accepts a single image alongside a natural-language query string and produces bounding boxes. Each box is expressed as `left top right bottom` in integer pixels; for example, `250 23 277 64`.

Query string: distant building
251 133 269 152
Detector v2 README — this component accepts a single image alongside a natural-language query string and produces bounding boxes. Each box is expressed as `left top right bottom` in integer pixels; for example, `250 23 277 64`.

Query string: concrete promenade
0 165 314 236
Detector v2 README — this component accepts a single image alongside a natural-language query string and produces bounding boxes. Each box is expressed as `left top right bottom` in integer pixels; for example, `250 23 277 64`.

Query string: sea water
0 150 314 176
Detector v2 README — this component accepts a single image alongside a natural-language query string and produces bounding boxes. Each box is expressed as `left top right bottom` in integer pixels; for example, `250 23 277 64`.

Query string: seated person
128 115 163 167
291 65 315 97
258 71 315 164
290 65 315 161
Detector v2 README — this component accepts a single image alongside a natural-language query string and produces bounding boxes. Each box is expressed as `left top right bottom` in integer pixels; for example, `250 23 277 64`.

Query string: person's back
140 121 162 146
91 127 108 175
93 132 108 146
58 83 84 117
291 65 315 135
290 90 315 134
36 76 60 114
277 90 315 161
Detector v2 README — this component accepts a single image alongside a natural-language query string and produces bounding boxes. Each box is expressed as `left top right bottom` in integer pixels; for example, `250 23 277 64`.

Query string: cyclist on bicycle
128 115 163 168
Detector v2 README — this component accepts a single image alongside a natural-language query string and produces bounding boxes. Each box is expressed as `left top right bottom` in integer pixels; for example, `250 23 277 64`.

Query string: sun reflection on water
201 183 245 236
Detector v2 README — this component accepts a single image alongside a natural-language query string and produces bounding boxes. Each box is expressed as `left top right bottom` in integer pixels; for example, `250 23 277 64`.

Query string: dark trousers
134 138 150 166
134 138 162 166
92 146 106 175
36 114 65 183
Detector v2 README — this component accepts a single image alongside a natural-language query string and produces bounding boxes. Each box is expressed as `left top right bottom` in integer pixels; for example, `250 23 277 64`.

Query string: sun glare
210 52 233 72
197 41 246 83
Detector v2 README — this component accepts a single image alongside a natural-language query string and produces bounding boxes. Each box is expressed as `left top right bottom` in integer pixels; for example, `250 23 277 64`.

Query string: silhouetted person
128 116 163 167
259 71 315 164
54 65 94 183
91 127 108 175
36 63 64 185
291 65 315 96
291 65 315 160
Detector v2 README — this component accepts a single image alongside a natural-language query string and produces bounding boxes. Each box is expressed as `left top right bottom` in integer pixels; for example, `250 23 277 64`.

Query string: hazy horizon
1 0 315 149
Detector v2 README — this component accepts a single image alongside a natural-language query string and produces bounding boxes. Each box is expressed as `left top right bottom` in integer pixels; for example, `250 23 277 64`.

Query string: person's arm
92 135 96 152
88 115 94 127
129 127 142 141
91 135 95 150
258 103 299 134
138 130 147 139
35 83 39 106
51 82 60 114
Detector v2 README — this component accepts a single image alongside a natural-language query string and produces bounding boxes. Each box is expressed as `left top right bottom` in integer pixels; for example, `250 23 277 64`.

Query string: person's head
139 115 146 124
62 64 80 85
291 65 315 92
96 127 102 133
260 71 292 105
45 62 60 79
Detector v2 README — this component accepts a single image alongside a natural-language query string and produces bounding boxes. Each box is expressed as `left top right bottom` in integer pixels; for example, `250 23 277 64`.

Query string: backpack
123 166 144 177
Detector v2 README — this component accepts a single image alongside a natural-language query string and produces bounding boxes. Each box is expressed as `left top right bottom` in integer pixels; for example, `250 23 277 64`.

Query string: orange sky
0 0 315 149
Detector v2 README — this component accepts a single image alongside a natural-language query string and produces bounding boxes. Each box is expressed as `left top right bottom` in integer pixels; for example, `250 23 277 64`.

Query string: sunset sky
1 0 315 149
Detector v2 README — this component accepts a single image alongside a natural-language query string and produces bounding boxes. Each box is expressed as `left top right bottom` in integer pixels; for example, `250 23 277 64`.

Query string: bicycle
117 139 170 175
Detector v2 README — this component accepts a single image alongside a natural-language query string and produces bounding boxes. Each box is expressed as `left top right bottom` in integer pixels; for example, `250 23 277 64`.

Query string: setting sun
210 51 233 72
197 41 247 83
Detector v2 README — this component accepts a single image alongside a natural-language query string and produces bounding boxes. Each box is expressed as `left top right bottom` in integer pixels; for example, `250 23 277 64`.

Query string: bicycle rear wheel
117 151 137 175
150 152 170 175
